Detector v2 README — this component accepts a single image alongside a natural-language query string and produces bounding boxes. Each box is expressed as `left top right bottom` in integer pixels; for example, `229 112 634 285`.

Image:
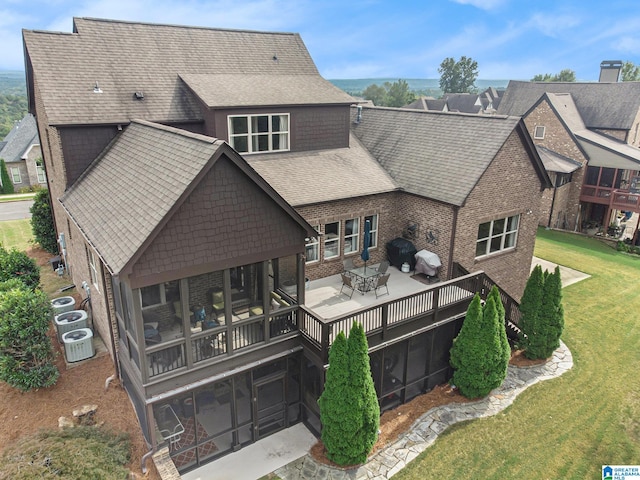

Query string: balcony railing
581 186 640 210
144 269 521 375
299 271 488 363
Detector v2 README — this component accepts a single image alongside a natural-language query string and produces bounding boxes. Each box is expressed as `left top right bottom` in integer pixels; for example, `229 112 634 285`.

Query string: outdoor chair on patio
343 258 356 277
371 273 390 298
340 273 356 298
375 260 390 276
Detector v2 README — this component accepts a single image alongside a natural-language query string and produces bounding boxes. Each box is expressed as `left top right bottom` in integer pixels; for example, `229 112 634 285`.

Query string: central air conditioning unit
54 310 88 342
51 296 76 316
62 328 95 363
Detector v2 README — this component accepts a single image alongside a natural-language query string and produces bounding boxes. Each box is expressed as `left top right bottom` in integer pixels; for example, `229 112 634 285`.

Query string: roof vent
93 81 102 94
599 60 623 82
273 54 278 61
134 91 144 100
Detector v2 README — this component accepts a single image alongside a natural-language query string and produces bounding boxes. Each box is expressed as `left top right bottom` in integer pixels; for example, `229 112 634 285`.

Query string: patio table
348 266 380 294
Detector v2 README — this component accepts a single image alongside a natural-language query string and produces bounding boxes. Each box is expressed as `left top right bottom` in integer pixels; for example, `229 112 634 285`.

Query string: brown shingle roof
180 73 354 107
60 120 226 274
351 106 523 206
24 17 345 125
498 80 640 130
246 133 398 206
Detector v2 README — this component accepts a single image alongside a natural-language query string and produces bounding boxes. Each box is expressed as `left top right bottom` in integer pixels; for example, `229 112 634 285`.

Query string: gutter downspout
448 206 459 279
548 179 558 228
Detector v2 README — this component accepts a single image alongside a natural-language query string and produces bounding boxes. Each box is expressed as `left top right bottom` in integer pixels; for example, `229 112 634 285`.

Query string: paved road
0 200 34 221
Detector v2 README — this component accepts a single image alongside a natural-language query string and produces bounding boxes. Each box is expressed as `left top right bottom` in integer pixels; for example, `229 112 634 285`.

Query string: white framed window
364 214 378 249
228 113 289 154
324 221 340 260
344 218 359 254
140 284 166 308
476 214 520 258
10 167 21 184
88 249 100 289
305 227 320 263
36 165 46 183
534 125 546 139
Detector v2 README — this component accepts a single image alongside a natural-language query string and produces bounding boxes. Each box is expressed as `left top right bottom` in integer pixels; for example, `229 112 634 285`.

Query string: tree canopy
531 69 576 82
362 79 416 107
438 56 478 94
621 61 640 82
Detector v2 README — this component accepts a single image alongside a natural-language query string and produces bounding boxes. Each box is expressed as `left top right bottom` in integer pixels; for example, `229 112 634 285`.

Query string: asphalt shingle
60 120 225 274
0 114 39 163
24 18 351 125
351 106 521 206
498 80 640 130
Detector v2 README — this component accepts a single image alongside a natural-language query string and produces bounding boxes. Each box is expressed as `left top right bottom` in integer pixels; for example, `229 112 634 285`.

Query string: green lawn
0 218 33 251
394 228 640 480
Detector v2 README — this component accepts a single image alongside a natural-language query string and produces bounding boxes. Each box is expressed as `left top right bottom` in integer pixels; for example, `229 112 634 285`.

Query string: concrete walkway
531 256 591 288
275 342 573 480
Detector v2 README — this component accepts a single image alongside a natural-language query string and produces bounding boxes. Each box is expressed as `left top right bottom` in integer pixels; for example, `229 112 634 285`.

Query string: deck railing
299 271 485 363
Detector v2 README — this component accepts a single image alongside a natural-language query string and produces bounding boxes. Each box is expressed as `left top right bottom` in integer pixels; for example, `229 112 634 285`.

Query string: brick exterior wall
24 144 44 187
453 130 544 301
627 107 640 147
524 100 588 230
298 192 456 281
593 128 627 142
297 193 399 280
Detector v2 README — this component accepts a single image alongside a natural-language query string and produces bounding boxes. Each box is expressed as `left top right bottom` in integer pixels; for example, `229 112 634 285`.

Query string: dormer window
534 125 546 139
229 113 289 154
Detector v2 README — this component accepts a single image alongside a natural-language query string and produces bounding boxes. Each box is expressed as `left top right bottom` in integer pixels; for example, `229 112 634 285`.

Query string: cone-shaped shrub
526 266 564 359
318 323 379 466
487 285 511 369
0 159 14 195
30 189 58 254
518 264 544 358
318 332 351 463
450 293 509 398
346 323 380 465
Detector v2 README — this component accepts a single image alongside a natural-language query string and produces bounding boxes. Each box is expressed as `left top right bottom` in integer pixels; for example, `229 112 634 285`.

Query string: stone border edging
276 341 573 480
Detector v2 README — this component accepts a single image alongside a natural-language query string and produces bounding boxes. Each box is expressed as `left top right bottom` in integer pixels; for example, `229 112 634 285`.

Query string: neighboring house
23 18 549 474
0 113 46 190
498 79 640 233
405 88 503 115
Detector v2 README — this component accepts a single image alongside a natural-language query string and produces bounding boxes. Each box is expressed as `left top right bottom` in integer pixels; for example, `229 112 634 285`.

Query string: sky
2 0 640 81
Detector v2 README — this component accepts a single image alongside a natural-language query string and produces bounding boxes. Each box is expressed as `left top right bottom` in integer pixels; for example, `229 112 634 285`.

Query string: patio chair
376 260 390 276
340 273 356 298
371 273 390 298
343 258 356 277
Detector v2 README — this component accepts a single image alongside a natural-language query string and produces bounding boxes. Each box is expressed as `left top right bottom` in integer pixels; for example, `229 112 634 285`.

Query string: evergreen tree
346 323 380 465
0 159 14 194
30 189 58 254
529 266 565 359
488 285 511 369
318 323 379 466
318 332 352 464
450 294 508 398
518 265 545 359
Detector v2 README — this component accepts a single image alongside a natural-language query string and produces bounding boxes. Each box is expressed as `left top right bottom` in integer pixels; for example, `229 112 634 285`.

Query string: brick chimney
599 60 623 82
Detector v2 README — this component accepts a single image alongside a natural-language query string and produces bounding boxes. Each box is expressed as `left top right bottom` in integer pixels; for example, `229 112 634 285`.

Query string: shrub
30 189 58 254
518 264 544 357
0 159 14 194
0 245 40 290
319 323 379 466
488 285 511 368
518 265 565 359
0 426 131 479
450 293 509 399
0 286 59 391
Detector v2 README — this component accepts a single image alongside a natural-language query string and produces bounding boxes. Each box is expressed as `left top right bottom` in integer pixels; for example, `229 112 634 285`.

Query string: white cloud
450 0 507 10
